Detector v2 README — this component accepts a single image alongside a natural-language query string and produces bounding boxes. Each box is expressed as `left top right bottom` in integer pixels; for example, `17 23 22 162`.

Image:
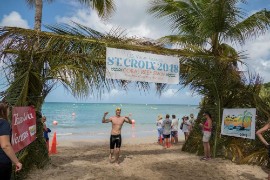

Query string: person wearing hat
181 115 191 141
156 114 164 144
189 113 196 131
102 107 132 165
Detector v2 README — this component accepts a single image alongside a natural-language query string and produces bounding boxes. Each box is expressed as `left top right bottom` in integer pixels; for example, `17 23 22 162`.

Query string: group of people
156 113 196 146
156 111 213 161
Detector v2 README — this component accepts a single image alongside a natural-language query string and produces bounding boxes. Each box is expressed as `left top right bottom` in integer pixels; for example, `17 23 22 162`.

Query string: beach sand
27 137 268 180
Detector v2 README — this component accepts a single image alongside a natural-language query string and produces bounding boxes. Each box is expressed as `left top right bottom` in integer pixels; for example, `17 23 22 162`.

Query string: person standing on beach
171 115 178 144
256 117 270 180
162 114 172 148
189 113 196 131
102 107 132 164
156 114 163 144
0 102 22 179
182 116 191 141
199 111 212 161
42 116 51 151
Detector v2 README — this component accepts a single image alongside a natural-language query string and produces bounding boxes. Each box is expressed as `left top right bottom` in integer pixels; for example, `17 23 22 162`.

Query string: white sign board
106 47 179 84
221 108 256 139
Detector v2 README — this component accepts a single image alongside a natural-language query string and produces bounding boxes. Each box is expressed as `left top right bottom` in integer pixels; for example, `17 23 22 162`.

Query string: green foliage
148 0 270 167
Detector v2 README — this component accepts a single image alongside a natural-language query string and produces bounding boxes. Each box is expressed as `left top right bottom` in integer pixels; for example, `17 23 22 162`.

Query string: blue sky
1 0 270 104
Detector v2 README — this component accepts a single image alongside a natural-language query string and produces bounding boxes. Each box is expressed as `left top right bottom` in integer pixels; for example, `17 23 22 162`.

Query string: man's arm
124 116 132 124
102 112 112 123
256 122 270 146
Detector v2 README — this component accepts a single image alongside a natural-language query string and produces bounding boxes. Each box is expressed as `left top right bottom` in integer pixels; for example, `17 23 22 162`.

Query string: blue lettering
116 58 122 66
131 59 138 68
107 57 114 65
138 61 145 69
150 62 155 70
124 59 130 67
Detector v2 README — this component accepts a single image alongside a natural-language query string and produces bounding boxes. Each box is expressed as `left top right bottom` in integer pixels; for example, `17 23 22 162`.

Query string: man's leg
109 149 114 162
114 148 120 164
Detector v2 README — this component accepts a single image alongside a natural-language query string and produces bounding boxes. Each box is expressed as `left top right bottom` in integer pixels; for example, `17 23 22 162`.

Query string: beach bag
180 122 183 130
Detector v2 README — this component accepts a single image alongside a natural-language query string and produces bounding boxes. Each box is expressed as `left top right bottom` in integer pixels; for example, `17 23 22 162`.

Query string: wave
56 133 73 136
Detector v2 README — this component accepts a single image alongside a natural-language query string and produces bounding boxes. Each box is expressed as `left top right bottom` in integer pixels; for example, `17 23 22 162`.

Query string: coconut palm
26 0 116 31
0 23 186 177
148 0 270 157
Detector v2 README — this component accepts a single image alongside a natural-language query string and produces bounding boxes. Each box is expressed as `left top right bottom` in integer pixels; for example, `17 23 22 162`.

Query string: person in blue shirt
0 102 22 179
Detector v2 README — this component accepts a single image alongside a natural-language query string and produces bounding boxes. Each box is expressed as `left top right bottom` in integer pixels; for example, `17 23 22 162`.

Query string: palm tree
26 0 116 31
148 0 270 157
0 23 185 177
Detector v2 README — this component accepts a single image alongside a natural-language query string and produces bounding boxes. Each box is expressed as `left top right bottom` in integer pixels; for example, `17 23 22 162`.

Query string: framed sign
221 108 256 139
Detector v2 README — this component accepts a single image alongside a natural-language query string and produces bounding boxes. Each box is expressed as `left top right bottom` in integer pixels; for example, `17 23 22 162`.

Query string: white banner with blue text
221 108 256 139
106 47 179 84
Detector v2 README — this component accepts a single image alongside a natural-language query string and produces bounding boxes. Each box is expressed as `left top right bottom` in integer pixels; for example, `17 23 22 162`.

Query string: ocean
42 102 199 141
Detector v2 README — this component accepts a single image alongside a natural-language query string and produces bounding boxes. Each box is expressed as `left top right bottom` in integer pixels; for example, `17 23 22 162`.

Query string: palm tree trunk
213 97 221 158
34 0 43 31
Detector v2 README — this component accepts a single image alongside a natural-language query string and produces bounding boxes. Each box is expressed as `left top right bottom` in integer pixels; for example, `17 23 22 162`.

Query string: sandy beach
27 137 268 180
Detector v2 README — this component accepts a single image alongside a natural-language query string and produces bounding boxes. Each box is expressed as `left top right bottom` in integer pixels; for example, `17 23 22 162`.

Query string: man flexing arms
102 107 132 164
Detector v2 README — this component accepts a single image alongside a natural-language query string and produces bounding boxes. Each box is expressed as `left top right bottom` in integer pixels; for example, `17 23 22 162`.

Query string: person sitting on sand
102 107 132 164
156 114 163 144
256 117 270 180
171 115 178 144
162 114 172 148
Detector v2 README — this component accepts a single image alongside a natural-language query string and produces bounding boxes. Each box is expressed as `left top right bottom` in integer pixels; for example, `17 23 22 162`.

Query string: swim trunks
110 134 122 149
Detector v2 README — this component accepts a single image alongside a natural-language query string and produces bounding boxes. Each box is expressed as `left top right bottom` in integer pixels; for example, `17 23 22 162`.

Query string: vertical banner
221 108 256 139
106 47 179 84
12 106 36 152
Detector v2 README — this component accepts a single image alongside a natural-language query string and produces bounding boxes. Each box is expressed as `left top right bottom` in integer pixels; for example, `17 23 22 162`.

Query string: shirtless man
102 107 132 164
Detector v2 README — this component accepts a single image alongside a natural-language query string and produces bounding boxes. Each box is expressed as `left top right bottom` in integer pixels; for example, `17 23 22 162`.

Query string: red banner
12 106 36 153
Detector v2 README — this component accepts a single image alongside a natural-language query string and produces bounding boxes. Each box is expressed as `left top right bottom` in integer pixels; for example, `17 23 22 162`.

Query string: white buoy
53 120 58 126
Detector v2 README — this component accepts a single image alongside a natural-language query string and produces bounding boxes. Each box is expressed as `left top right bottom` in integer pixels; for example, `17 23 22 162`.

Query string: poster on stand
221 108 256 139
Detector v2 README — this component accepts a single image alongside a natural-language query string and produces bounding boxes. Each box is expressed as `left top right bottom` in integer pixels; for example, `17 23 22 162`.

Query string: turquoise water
42 102 199 141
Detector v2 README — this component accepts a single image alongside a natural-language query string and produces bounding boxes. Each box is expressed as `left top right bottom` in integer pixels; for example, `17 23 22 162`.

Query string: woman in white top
182 116 191 141
156 114 163 144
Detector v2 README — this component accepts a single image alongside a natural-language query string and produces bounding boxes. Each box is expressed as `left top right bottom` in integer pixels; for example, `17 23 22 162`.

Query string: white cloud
56 9 113 33
162 88 178 98
0 11 29 28
241 32 270 82
55 0 171 39
102 89 124 99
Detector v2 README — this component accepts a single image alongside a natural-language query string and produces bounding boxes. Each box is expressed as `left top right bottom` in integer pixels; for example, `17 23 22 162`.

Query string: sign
12 106 36 152
221 108 256 139
106 47 179 84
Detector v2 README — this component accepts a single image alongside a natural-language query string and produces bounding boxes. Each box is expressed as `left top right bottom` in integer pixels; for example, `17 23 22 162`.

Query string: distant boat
151 107 158 110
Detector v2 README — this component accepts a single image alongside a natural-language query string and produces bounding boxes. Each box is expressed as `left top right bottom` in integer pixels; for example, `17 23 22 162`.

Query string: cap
115 107 121 111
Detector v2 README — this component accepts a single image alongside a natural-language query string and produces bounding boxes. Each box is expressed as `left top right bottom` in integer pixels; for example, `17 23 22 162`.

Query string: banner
221 108 256 139
12 106 36 152
106 47 179 84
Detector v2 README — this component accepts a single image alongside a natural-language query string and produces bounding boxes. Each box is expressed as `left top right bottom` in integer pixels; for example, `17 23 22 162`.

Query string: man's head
166 114 170 119
115 107 121 116
172 114 176 119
